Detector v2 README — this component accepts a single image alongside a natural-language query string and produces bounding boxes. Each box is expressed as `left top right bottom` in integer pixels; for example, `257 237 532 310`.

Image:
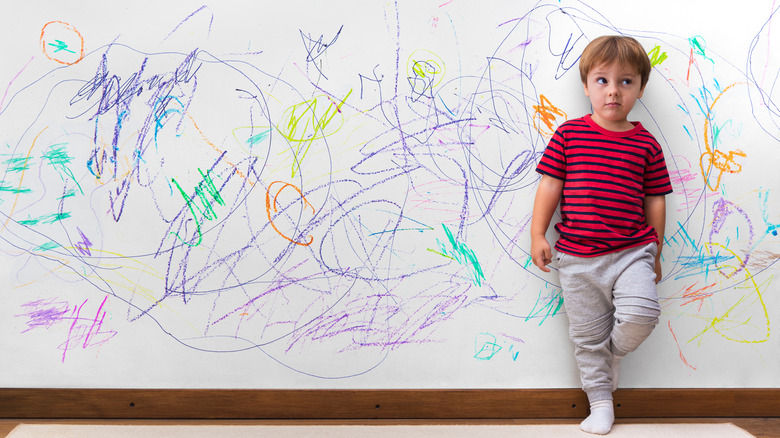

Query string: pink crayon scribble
0 56 34 112
16 296 117 362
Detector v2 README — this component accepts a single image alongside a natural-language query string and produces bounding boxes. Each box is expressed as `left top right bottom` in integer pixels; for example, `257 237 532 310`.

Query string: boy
530 35 672 435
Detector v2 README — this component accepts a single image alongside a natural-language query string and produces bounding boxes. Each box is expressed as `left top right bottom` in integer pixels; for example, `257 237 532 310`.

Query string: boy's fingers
534 250 552 272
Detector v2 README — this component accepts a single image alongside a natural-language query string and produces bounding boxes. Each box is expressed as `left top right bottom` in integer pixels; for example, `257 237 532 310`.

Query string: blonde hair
579 35 652 89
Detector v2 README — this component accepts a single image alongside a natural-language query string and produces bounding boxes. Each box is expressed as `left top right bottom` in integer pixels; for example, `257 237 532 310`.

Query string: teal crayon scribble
433 223 485 287
35 241 61 251
758 188 779 237
689 35 713 63
18 212 71 226
2 154 32 173
0 181 31 194
474 332 502 360
42 143 84 195
48 40 76 54
247 129 272 147
526 289 564 326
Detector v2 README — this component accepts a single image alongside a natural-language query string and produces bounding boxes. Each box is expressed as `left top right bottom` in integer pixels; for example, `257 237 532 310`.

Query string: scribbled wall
1 0 777 388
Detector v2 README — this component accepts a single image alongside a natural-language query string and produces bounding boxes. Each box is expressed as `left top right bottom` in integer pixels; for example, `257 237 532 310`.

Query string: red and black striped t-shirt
536 114 673 257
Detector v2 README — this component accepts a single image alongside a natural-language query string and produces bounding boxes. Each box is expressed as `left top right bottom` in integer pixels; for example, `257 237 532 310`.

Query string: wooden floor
1 418 778 437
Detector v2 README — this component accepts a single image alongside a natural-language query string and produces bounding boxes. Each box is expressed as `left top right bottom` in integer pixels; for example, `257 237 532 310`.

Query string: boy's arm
644 195 666 283
530 175 563 272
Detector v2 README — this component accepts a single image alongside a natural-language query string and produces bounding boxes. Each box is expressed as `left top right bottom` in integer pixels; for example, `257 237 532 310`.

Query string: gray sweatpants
557 242 661 403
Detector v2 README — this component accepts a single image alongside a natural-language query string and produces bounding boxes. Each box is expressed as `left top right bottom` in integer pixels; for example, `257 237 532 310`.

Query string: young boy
530 35 672 435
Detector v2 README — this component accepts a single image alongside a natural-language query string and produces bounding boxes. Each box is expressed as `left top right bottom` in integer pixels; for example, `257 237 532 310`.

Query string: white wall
0 0 777 389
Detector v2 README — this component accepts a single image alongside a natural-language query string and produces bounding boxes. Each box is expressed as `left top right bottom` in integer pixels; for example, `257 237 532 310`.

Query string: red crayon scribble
686 48 697 83
668 321 697 371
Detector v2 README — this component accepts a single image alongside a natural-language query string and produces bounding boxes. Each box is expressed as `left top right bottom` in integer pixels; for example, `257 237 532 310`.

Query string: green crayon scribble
278 89 352 178
427 247 454 260
170 168 226 247
648 45 668 67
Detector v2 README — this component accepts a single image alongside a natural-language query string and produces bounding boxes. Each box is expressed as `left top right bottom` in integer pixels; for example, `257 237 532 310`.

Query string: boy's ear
583 82 590 97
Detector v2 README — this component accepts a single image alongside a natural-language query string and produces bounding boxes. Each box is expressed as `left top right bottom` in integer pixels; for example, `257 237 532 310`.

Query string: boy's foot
581 399 614 435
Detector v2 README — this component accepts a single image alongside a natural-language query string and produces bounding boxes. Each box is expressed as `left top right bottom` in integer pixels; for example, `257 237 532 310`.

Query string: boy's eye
621 79 633 85
596 78 607 84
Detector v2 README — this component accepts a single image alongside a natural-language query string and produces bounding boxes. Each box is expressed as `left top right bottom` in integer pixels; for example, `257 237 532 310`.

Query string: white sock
612 355 623 392
581 399 614 435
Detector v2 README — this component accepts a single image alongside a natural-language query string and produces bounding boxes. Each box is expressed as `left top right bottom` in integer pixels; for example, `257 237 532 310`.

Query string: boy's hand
531 235 553 272
653 254 663 283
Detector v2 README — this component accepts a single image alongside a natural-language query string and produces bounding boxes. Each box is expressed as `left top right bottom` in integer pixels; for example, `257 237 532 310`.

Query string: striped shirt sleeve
536 127 567 180
643 139 673 196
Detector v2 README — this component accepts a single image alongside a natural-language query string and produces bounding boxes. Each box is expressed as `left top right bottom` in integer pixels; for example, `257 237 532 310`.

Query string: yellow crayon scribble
277 90 352 178
687 243 770 345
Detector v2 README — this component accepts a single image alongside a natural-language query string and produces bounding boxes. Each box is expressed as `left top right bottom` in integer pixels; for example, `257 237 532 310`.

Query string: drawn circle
40 21 85 65
407 49 446 88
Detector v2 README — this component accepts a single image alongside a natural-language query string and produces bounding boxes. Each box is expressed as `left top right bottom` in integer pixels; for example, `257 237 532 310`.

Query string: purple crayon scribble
15 296 117 362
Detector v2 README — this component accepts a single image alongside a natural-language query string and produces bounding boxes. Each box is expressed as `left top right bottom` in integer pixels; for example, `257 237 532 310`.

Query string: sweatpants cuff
586 387 614 404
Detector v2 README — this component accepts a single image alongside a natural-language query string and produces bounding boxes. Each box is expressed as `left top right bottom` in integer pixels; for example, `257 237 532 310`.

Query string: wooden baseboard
0 388 777 419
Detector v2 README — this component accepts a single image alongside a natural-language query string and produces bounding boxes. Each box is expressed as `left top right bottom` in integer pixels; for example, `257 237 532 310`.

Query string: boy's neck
589 114 635 132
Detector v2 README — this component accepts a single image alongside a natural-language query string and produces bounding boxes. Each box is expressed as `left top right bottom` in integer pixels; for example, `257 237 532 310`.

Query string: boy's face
584 62 644 131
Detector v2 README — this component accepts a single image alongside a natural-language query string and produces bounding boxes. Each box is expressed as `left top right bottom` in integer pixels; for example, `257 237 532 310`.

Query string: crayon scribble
0 1 776 386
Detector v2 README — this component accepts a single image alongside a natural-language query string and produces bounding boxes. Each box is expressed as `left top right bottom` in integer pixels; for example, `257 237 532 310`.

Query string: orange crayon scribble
681 281 717 311
188 115 255 187
668 321 697 371
13 257 71 289
700 82 747 192
265 181 315 246
90 134 137 185
40 21 85 66
532 95 567 138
